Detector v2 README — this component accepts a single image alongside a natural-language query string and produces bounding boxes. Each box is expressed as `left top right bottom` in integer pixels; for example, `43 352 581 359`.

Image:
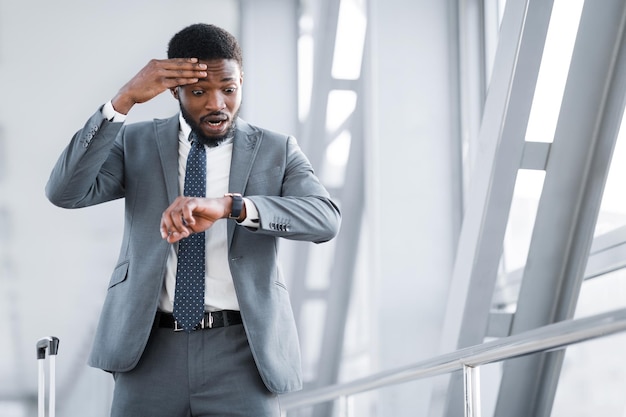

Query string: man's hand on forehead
167 58 209 85
111 58 208 115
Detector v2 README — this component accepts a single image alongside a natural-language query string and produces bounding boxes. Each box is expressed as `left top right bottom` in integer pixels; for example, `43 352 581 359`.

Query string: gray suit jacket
45 109 341 394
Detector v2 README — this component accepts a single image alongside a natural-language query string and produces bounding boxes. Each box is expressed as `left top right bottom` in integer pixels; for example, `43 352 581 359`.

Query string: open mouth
202 117 228 131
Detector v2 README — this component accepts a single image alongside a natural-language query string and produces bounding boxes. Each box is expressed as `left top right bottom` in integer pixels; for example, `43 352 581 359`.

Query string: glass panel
552 332 626 416
332 0 367 80
551 271 626 416
322 130 351 188
297 16 314 122
525 0 584 143
595 114 626 236
501 169 545 275
575 270 626 319
326 90 357 133
493 170 544 309
377 378 443 417
322 90 356 187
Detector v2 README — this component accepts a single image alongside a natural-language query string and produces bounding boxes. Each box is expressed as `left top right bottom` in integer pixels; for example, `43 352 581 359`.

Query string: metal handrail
280 307 626 413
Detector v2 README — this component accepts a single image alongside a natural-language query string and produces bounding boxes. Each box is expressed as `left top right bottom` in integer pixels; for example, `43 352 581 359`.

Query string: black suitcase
36 337 60 417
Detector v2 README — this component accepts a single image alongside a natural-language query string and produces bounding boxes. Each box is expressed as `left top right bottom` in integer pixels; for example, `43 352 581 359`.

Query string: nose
204 91 225 112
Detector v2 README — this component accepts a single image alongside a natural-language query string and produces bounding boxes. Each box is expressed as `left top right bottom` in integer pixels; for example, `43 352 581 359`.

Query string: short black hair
167 23 243 69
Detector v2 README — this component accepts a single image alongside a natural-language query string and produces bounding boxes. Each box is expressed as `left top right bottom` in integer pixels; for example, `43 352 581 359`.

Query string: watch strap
225 193 243 219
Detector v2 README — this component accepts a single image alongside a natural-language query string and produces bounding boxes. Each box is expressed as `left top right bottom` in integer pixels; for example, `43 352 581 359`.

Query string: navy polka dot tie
173 133 206 332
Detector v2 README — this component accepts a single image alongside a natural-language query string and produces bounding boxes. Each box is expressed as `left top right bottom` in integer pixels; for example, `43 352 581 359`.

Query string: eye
224 87 237 94
192 90 204 96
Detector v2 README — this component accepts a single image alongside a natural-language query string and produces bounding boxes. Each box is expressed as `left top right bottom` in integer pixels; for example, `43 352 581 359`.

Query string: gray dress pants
110 320 280 417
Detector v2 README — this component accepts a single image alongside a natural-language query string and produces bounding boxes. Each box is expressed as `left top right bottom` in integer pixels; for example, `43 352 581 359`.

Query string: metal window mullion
438 0 554 415
495 1 626 416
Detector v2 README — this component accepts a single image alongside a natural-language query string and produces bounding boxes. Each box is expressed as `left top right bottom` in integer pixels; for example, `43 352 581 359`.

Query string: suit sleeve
45 108 126 208
246 136 341 244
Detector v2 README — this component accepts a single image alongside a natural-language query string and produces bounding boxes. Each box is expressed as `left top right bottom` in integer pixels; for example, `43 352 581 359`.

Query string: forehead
197 58 242 82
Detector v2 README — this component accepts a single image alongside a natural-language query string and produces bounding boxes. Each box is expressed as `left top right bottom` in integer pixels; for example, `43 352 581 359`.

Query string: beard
179 103 240 148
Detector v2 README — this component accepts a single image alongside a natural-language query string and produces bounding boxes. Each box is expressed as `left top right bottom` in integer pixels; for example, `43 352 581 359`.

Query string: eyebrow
195 76 238 83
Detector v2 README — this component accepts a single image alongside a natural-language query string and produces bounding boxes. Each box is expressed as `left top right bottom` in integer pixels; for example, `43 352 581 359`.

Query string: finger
163 57 198 65
160 59 207 73
161 204 186 238
166 78 199 88
160 70 205 82
160 214 175 239
161 221 188 242
161 225 175 240
169 57 207 68
170 60 206 77
160 72 206 89
166 230 185 244
144 62 205 88
181 204 197 227
161 197 199 239
162 67 207 77
169 211 191 237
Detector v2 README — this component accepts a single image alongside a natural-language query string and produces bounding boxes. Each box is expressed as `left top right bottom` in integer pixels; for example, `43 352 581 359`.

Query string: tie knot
189 132 202 149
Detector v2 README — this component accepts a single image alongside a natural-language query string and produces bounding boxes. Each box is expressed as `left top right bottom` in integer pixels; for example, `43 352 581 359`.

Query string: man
46 23 341 417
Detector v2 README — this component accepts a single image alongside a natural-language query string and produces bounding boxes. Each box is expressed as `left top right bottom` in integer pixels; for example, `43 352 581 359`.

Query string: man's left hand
160 196 231 243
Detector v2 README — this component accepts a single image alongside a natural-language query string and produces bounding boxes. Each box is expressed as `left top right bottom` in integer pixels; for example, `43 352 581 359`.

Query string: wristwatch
224 193 243 219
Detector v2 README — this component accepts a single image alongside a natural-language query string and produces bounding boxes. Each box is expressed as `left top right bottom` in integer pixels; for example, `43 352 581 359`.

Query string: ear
170 87 180 100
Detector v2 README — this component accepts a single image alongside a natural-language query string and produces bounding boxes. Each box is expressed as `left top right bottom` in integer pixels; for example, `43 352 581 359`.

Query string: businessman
46 23 341 417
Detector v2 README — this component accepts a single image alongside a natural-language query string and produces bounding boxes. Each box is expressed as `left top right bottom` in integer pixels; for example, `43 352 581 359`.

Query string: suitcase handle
36 337 60 359
37 337 60 417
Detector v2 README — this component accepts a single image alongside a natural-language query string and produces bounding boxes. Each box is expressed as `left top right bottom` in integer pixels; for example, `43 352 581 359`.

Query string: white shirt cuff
239 198 260 228
102 100 127 123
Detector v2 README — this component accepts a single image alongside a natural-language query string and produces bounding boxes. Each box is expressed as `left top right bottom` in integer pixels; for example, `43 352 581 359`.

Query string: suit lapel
154 116 181 203
227 119 262 245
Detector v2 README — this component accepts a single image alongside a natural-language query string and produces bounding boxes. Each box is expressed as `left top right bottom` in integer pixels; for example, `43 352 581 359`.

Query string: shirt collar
178 113 192 142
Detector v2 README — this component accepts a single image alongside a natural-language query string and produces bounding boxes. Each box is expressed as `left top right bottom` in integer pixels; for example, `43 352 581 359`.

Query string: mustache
200 111 228 122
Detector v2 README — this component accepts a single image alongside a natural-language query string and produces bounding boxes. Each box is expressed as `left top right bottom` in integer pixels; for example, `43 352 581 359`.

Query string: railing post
463 364 481 417
338 395 351 417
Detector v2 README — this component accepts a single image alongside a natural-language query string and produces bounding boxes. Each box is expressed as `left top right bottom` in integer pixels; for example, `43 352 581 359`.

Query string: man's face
172 58 243 146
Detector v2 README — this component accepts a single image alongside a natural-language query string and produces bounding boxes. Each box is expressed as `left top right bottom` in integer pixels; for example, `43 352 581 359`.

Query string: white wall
368 0 460 415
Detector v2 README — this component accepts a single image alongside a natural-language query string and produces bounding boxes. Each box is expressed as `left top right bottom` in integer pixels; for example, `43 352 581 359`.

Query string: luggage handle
37 337 60 417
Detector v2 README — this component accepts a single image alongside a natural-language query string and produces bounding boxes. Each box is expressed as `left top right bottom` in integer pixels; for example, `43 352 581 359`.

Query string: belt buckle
199 313 214 329
172 313 214 331
173 320 185 332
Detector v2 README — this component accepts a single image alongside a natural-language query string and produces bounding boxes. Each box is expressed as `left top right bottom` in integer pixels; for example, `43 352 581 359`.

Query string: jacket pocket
108 261 129 289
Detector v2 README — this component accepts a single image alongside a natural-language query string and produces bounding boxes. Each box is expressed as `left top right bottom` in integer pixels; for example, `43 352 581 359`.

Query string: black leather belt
157 310 242 331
